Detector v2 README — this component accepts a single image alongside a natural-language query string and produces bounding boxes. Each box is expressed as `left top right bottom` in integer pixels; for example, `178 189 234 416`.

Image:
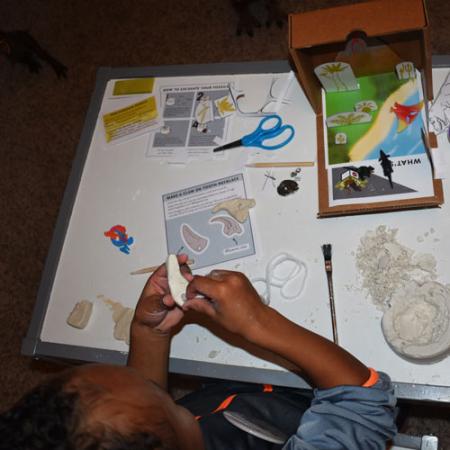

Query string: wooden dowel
245 161 315 168
130 259 194 275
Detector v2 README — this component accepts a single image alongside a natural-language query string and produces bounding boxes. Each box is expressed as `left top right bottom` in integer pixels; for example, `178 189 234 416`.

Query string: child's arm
185 270 369 389
127 254 191 390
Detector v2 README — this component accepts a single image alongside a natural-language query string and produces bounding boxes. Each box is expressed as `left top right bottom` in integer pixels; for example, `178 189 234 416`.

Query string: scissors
213 115 295 152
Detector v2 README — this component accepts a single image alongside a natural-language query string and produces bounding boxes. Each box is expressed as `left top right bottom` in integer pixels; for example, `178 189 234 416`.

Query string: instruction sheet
147 82 234 162
162 174 256 269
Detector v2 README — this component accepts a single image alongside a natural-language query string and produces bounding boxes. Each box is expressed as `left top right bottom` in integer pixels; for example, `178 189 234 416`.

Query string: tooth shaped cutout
166 254 189 307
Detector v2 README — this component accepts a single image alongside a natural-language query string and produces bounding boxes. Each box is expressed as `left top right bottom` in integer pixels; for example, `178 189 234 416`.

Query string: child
1 254 396 449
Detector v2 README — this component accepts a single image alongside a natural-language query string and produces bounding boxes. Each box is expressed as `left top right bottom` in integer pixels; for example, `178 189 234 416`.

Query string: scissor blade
213 139 243 152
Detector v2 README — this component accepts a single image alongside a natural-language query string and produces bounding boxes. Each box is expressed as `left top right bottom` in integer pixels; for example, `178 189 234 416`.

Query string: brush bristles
322 244 332 260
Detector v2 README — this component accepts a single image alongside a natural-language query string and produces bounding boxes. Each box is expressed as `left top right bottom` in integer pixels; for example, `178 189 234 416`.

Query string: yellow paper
103 96 158 143
113 78 154 95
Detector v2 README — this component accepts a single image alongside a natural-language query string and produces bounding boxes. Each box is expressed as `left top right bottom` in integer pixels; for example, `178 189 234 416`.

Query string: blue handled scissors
213 114 295 152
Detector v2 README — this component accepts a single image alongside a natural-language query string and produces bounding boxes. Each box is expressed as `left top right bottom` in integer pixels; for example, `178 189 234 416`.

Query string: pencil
130 259 194 275
245 161 315 168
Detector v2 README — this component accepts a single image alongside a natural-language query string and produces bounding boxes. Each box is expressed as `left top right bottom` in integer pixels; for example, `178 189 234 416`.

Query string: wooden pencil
130 259 194 275
245 161 315 168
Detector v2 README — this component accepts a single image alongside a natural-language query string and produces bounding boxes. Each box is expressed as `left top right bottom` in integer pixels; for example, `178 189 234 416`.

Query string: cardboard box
289 0 443 217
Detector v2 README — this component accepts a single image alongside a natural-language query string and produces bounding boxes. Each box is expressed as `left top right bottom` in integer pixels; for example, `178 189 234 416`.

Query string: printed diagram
181 223 209 254
147 82 234 161
209 215 243 237
429 70 450 135
315 56 434 206
324 71 426 166
162 174 256 269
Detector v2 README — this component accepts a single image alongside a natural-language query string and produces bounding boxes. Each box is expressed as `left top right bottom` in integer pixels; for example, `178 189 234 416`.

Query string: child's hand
184 270 267 339
133 254 192 334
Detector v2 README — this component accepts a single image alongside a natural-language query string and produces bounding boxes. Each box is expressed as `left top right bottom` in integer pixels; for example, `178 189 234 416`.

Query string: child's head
0 364 203 450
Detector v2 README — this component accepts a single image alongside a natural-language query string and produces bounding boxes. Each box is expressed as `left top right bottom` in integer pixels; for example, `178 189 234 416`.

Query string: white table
23 59 450 403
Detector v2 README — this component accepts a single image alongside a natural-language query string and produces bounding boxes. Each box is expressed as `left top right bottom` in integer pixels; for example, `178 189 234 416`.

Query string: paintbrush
321 244 339 345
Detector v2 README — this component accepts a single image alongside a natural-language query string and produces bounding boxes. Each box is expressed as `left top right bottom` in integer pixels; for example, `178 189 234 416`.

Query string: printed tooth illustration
181 223 209 254
209 215 243 237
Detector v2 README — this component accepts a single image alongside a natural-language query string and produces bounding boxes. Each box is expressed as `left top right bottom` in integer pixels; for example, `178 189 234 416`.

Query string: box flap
290 0 427 49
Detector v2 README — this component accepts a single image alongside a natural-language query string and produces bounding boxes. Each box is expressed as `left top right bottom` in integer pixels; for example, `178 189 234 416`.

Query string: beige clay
212 198 256 223
102 297 134 345
66 300 93 329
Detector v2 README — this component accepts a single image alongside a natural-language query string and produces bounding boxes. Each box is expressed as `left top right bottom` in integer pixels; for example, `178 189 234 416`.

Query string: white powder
355 225 437 310
356 226 450 360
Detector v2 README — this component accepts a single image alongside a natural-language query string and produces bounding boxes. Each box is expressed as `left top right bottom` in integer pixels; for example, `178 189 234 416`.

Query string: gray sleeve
282 372 397 450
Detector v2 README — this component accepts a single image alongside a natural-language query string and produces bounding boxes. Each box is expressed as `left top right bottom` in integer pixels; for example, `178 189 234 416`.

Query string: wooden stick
245 161 315 168
130 259 194 275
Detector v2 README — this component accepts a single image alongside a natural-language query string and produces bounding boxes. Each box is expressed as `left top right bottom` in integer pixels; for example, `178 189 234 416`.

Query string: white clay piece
211 198 256 223
166 254 189 307
382 281 450 361
66 300 93 329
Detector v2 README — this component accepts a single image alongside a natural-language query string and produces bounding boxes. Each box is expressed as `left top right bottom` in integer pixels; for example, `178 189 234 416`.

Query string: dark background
1 0 449 446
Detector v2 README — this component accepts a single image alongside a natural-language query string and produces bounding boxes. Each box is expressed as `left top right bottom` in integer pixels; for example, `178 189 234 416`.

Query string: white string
251 252 308 305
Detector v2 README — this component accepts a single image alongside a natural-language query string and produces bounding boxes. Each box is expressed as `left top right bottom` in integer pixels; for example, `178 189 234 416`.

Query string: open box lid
288 0 443 218
289 0 433 115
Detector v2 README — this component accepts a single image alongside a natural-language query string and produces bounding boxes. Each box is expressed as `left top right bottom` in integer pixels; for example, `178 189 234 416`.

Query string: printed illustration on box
313 33 433 205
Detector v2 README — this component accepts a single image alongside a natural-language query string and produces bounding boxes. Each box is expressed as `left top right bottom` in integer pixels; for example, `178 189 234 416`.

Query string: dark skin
66 254 370 448
184 270 370 389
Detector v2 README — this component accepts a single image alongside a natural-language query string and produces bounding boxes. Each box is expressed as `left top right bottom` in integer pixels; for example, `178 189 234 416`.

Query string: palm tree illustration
330 113 366 126
320 63 349 91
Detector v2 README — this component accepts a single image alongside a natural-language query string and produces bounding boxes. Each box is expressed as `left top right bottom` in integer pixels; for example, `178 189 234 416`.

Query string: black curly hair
0 371 173 450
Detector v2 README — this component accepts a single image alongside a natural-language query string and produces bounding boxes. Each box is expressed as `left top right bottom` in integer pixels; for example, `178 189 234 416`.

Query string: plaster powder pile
355 225 437 311
355 226 450 361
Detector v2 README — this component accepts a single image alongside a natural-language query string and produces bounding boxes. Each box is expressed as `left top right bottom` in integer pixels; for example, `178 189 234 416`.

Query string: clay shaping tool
321 244 338 345
130 259 194 275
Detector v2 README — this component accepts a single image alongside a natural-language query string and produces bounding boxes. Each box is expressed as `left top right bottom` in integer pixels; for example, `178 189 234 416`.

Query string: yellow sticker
113 78 154 95
103 96 158 143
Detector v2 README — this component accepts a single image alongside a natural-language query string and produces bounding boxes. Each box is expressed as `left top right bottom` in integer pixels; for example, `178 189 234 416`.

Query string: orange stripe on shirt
362 368 379 387
212 394 238 413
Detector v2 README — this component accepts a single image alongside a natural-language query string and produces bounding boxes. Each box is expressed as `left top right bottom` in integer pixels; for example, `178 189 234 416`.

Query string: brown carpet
1 0 449 447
